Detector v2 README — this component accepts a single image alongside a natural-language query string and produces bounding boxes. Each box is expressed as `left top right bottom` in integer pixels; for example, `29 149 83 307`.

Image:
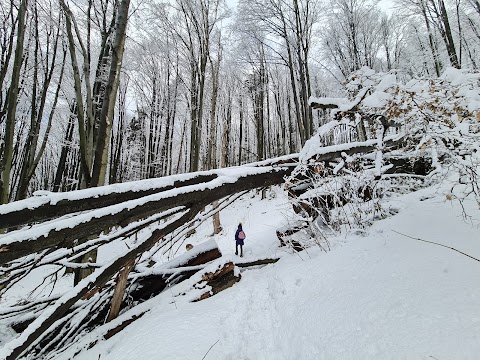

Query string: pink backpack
238 230 246 240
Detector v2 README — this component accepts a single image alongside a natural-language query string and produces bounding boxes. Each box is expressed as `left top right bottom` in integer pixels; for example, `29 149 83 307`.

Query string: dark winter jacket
235 225 244 242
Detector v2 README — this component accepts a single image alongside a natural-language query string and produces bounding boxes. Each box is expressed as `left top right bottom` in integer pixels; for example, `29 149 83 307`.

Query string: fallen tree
0 154 300 232
280 67 480 252
1 66 478 360
0 167 289 265
0 165 293 359
0 173 219 230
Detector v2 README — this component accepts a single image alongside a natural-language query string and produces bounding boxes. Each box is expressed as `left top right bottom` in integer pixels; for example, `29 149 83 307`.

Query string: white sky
226 0 396 14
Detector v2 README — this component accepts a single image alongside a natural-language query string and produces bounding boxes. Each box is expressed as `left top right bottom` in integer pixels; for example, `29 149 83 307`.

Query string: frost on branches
285 67 480 250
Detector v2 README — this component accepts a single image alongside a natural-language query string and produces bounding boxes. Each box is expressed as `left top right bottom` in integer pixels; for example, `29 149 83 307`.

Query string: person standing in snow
235 223 245 257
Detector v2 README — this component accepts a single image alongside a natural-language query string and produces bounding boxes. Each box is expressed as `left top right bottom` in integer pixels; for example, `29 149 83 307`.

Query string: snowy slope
61 183 480 360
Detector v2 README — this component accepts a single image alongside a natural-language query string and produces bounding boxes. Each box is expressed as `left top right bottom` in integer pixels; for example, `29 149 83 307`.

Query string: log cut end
194 262 241 302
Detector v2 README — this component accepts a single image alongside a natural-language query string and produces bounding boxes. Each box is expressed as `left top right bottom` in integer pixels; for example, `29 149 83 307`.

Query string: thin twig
392 230 480 263
201 339 220 360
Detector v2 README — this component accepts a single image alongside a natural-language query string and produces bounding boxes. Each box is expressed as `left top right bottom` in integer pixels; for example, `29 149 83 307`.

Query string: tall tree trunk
0 0 27 204
238 95 244 165
420 1 442 76
91 0 131 187
438 0 460 68
53 106 76 192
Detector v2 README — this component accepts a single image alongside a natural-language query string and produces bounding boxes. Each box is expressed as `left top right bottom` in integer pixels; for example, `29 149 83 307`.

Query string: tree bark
0 168 290 265
107 258 135 322
1 173 218 230
0 0 27 204
91 0 131 187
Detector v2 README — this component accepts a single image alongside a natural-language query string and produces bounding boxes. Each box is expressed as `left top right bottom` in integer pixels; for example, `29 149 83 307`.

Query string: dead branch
392 230 480 263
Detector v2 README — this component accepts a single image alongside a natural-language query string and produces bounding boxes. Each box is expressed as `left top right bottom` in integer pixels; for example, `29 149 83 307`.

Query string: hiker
235 223 245 257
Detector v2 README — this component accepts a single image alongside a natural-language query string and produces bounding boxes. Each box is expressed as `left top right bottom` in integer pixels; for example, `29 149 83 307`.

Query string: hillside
54 181 480 360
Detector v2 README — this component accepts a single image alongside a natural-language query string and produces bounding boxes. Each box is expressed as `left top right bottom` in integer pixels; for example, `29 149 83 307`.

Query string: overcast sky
226 0 395 14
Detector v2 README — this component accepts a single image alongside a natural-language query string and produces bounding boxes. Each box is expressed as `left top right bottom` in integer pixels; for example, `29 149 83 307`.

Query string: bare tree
0 0 28 204
322 0 384 77
14 1 66 200
237 0 318 145
60 0 131 283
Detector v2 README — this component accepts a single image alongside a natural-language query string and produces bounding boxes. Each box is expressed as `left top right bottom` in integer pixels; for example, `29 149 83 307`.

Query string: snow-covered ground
48 181 480 360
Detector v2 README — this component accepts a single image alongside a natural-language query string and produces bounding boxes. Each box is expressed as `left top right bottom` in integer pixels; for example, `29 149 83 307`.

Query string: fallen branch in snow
392 230 480 263
104 312 147 340
236 258 279 267
201 339 220 360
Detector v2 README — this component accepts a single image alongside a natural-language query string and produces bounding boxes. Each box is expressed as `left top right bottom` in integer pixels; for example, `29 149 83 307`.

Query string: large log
0 153 298 231
129 240 222 302
0 173 218 230
194 262 241 302
0 167 289 265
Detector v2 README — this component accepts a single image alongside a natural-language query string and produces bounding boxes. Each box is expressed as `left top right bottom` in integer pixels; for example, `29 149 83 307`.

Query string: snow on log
0 208 198 360
0 173 218 230
299 134 404 163
130 240 222 301
193 262 240 302
309 87 370 112
0 155 298 231
0 167 289 265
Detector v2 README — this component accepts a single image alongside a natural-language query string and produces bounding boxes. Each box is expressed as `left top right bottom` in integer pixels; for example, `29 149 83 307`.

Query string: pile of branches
283 67 480 250
0 166 291 359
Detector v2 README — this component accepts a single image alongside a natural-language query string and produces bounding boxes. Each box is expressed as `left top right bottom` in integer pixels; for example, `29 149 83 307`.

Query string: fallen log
0 167 289 265
236 258 279 267
129 240 222 302
194 262 241 302
0 173 218 230
0 154 299 231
